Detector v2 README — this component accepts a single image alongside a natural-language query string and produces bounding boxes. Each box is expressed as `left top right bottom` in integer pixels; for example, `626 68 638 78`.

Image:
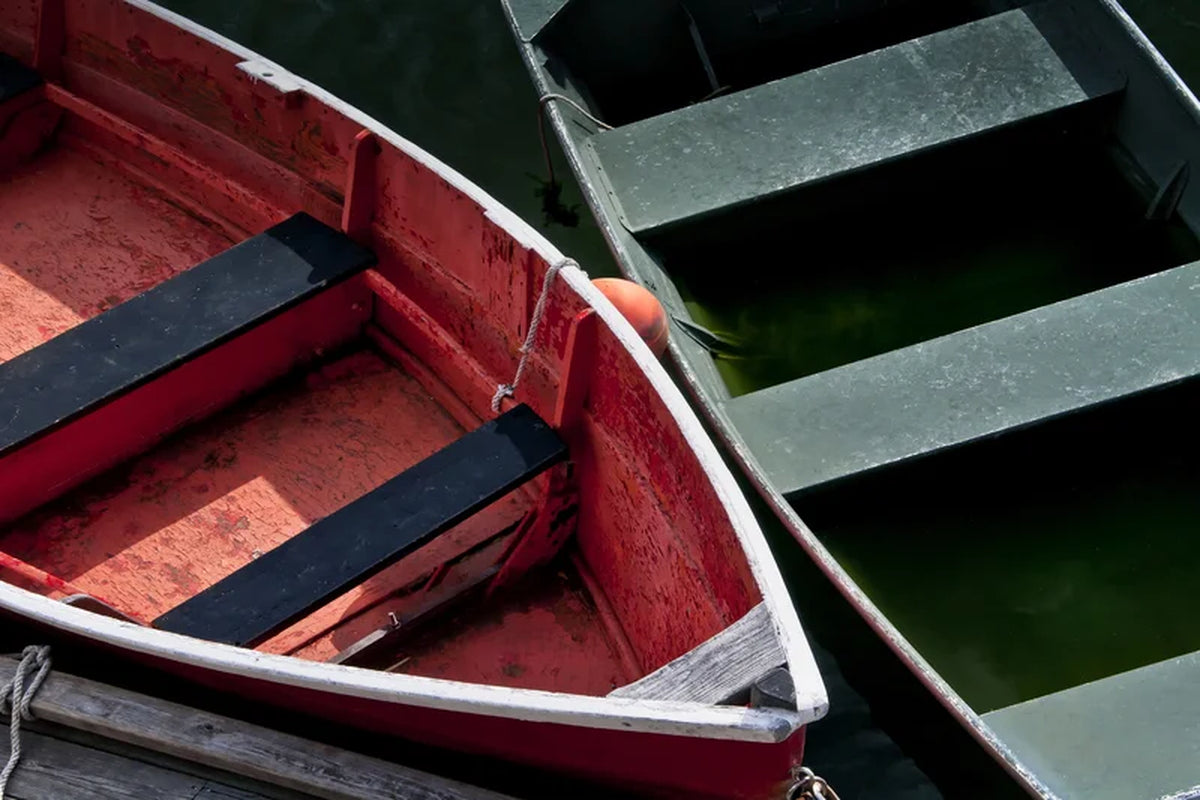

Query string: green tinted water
799 387 1200 712
674 143 1199 397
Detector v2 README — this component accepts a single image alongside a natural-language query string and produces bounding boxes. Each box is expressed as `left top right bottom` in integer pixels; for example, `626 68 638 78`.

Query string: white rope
0 646 50 799
538 93 613 132
492 258 576 412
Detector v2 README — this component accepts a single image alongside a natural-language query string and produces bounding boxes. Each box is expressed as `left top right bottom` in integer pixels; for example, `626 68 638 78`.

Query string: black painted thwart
0 212 376 456
154 404 568 647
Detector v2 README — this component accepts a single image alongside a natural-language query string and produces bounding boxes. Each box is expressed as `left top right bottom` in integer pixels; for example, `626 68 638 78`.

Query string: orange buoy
591 278 669 357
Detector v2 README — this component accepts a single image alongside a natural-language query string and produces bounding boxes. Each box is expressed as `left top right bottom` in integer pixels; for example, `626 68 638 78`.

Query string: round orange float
591 278 669 357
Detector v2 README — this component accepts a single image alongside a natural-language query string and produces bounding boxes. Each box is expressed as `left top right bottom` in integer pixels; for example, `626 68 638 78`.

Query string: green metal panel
585 3 1120 234
983 652 1200 799
505 0 570 41
726 260 1200 496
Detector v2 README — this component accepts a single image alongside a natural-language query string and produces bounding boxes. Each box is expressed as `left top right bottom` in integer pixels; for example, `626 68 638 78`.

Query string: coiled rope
0 646 51 799
492 257 577 412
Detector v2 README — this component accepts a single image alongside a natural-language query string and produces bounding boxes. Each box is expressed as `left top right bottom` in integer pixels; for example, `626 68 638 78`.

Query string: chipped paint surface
2 351 474 618
0 142 232 362
383 568 629 696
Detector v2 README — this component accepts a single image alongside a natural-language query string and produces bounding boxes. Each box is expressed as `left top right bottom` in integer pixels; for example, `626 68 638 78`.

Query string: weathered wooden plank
195 785 276 800
38 721 311 800
608 602 786 705
0 657 515 800
0 727 258 800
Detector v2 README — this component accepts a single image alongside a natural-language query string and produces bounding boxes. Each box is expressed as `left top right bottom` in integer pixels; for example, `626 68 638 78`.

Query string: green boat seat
983 652 1200 800
585 1 1122 235
726 260 1200 496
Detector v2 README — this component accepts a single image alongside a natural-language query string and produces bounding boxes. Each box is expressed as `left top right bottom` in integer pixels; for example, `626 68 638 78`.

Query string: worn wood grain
0 727 267 800
608 602 786 705
195 786 276 800
37 721 310 800
0 657 514 800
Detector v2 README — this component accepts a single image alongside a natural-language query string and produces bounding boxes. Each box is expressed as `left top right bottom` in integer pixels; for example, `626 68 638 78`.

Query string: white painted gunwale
0 0 828 745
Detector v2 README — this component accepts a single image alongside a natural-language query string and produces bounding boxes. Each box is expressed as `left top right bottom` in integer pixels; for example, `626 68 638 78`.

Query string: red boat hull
97 636 803 800
0 3 822 797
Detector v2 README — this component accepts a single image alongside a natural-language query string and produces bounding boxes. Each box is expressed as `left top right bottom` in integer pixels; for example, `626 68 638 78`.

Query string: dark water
658 2 1200 398
674 135 1200 396
157 0 615 279
803 383 1200 713
151 2 1200 798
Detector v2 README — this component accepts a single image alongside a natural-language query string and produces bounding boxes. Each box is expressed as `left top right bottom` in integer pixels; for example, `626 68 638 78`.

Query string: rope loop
0 645 51 798
492 257 578 412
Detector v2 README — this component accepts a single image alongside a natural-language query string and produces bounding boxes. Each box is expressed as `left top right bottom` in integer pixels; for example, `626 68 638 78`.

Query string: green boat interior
511 0 1200 796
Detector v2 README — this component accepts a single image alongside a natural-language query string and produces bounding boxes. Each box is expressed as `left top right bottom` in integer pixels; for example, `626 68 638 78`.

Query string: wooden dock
0 654 513 800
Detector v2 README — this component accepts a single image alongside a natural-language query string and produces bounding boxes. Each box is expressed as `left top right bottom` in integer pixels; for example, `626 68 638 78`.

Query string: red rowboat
0 2 827 797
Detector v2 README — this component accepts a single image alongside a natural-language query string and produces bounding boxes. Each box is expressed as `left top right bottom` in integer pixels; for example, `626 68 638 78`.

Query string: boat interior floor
0 105 639 697
801 379 1200 715
0 137 236 363
0 340 633 693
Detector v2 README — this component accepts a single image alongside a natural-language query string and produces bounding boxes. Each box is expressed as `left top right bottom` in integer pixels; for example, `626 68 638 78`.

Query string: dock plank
1 727 260 800
0 656 513 800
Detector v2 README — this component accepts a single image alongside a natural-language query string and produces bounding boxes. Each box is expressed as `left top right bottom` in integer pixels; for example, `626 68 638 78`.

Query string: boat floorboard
0 348 467 620
362 566 631 695
0 139 234 362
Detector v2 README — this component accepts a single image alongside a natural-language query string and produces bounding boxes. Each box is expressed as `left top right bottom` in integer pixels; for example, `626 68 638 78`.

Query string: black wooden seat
154 404 568 647
0 212 375 458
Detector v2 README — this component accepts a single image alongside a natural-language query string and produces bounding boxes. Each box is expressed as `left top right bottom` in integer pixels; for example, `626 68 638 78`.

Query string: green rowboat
501 1 1200 797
